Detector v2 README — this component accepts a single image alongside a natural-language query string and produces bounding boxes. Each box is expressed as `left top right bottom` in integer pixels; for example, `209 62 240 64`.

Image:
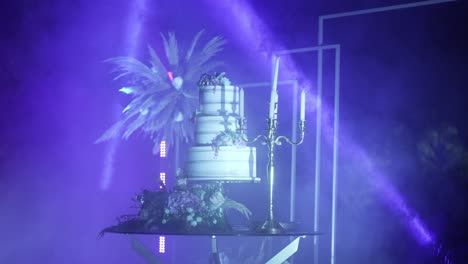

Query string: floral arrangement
211 129 246 158
101 170 251 234
159 182 228 230
96 31 226 155
198 72 231 93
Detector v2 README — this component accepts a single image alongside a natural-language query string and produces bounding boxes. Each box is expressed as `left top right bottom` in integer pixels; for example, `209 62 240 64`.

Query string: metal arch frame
214 3 455 264
271 1 457 264
316 1 456 264
273 44 341 264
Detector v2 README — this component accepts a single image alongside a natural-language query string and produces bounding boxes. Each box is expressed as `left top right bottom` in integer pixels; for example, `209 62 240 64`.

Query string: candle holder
238 116 305 234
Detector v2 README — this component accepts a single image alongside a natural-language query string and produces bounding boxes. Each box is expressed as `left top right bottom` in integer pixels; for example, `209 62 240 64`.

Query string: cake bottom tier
185 146 259 182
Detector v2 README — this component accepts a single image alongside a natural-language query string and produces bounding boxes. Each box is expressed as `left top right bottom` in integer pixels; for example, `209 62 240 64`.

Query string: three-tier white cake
185 74 258 182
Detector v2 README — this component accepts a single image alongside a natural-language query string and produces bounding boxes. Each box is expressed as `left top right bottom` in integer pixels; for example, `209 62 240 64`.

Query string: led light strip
159 141 166 254
158 236 166 253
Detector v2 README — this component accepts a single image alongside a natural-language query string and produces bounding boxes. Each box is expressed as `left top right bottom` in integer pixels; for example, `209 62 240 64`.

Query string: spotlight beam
319 0 456 34
100 0 147 190
205 1 455 263
317 1 456 263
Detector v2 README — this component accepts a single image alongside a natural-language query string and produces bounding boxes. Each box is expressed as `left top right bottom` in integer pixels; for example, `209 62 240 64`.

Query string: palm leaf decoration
96 31 226 155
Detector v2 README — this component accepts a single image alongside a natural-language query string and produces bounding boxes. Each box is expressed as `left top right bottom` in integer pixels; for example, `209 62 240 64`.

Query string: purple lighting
125 0 147 56
100 0 148 191
204 0 307 85
159 140 167 253
206 0 436 250
338 131 435 246
411 216 434 245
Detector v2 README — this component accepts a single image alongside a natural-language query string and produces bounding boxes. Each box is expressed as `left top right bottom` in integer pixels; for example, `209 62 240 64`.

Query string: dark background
0 0 467 263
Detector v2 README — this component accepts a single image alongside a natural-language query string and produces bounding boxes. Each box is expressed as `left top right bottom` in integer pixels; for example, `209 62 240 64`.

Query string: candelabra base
256 219 285 234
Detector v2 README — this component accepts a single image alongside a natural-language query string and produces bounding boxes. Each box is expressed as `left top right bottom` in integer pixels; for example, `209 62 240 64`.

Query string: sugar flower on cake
198 72 231 93
211 129 246 158
96 30 226 155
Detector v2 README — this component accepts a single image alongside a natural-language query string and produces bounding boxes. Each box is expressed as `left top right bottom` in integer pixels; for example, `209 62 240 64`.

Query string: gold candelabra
238 116 305 234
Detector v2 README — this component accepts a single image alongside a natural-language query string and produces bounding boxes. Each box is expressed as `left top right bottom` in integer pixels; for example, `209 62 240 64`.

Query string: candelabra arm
236 117 305 234
237 118 268 144
241 134 268 144
275 121 305 146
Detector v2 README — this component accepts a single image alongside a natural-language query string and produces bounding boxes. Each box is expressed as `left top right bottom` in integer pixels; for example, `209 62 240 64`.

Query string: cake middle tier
195 115 239 145
185 145 257 182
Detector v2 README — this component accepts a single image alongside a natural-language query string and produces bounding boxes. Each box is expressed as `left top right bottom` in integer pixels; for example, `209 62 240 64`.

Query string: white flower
176 177 187 187
191 221 198 227
196 217 202 223
173 77 184 90
140 108 149 115
176 168 184 177
221 78 231 86
119 87 134 94
174 112 184 122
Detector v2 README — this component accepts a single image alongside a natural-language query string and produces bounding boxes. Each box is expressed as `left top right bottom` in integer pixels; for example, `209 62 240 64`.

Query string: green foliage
127 180 251 232
339 122 411 214
417 125 467 173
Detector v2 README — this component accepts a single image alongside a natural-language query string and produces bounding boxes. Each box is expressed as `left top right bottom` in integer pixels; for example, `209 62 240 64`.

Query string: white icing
199 85 241 115
185 84 257 182
186 146 256 181
195 115 238 145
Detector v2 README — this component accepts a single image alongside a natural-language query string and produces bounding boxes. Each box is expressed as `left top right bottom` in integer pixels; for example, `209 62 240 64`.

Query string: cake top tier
198 72 231 87
197 72 242 116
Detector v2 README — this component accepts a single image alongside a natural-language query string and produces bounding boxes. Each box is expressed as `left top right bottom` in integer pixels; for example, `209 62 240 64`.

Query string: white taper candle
239 87 244 118
274 91 278 118
300 90 305 121
269 56 280 119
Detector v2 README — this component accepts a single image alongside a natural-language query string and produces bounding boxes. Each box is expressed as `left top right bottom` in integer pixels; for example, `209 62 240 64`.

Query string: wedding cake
185 73 258 182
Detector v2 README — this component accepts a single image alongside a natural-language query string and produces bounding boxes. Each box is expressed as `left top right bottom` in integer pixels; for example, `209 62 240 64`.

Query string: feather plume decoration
96 31 225 155
185 30 205 62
